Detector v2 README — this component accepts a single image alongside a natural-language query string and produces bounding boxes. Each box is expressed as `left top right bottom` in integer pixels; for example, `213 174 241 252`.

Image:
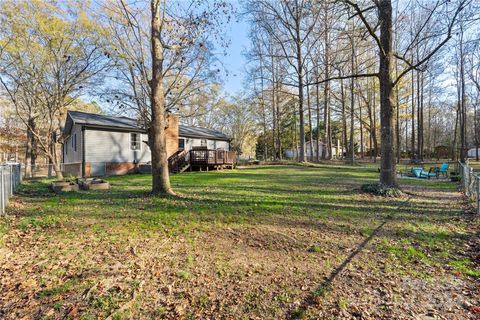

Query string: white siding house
84 130 151 163
62 111 231 177
63 124 83 164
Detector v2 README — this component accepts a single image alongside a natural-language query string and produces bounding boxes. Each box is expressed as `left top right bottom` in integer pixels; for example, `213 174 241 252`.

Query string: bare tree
0 1 109 179
104 0 230 195
336 0 468 187
245 0 321 162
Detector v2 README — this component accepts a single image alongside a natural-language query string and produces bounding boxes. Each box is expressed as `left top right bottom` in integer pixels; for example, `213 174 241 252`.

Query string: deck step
170 163 190 174
179 164 190 173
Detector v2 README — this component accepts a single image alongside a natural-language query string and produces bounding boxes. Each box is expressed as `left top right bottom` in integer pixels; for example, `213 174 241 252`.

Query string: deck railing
189 149 236 166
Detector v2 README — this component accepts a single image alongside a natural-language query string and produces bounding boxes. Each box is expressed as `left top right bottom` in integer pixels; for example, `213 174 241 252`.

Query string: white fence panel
0 164 22 216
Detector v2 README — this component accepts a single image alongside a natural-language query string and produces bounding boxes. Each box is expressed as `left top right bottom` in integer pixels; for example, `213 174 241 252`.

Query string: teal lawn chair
412 167 437 179
438 163 449 177
411 167 423 178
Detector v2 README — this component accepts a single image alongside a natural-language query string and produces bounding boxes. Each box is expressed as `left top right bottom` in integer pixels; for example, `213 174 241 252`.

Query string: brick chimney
165 114 179 157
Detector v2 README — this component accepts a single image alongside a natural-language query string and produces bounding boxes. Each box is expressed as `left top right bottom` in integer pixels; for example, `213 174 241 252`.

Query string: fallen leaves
1 172 479 319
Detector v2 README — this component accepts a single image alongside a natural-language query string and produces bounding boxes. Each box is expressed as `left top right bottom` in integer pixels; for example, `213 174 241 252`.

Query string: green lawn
0 164 478 319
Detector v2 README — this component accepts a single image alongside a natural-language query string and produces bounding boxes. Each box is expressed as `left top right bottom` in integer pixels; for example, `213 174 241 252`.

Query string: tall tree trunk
405 91 408 156
416 59 424 161
411 68 415 161
475 100 479 161
150 0 173 195
276 75 282 160
271 55 277 160
323 14 331 160
367 78 378 161
296 21 306 162
30 118 37 178
48 138 53 178
369 125 373 160
25 118 34 178
427 74 432 158
340 74 347 159
394 1 401 164
315 65 321 162
459 25 466 163
378 0 397 187
349 36 355 164
307 83 314 161
293 103 300 161
419 72 424 160
349 77 355 164
453 101 459 160
359 91 364 158
260 62 268 160
372 79 378 161
50 157 63 180
367 80 374 160
395 75 400 163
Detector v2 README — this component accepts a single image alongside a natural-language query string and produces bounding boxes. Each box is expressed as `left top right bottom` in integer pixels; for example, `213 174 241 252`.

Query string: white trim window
178 138 185 149
200 139 207 147
130 132 141 151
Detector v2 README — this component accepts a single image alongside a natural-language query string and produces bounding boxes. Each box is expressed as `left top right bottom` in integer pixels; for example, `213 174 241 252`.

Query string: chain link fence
1 164 22 216
458 161 480 214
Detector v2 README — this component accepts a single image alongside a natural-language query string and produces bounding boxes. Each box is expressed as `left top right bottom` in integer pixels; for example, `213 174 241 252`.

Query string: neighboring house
467 147 480 159
284 140 345 160
62 110 232 177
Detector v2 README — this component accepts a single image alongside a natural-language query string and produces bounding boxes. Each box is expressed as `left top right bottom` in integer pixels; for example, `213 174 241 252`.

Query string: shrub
360 183 403 197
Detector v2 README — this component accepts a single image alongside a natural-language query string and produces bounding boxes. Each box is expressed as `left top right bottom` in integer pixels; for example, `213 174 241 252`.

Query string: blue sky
219 8 250 96
92 2 250 112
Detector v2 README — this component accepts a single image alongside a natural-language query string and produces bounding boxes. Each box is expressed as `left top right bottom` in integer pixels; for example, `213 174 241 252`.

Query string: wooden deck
168 148 236 173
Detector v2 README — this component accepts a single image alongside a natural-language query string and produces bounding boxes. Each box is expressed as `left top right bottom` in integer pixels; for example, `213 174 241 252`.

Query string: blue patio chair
438 163 449 177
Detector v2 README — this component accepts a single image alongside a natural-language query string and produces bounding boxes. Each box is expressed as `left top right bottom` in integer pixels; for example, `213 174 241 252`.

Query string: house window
131 133 141 150
70 134 77 154
200 139 207 147
178 138 185 149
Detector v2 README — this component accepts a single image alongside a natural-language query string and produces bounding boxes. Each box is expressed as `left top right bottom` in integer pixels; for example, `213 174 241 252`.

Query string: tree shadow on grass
287 218 389 319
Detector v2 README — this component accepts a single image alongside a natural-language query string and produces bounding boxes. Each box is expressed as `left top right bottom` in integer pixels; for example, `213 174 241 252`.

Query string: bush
450 175 460 182
360 183 403 197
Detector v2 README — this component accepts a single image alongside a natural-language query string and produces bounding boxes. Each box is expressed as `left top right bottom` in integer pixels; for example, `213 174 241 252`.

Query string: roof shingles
65 110 230 141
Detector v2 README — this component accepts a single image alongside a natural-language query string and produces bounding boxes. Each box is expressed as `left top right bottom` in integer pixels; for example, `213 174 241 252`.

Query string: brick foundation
62 163 82 177
83 162 146 177
105 162 137 176
85 162 91 177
